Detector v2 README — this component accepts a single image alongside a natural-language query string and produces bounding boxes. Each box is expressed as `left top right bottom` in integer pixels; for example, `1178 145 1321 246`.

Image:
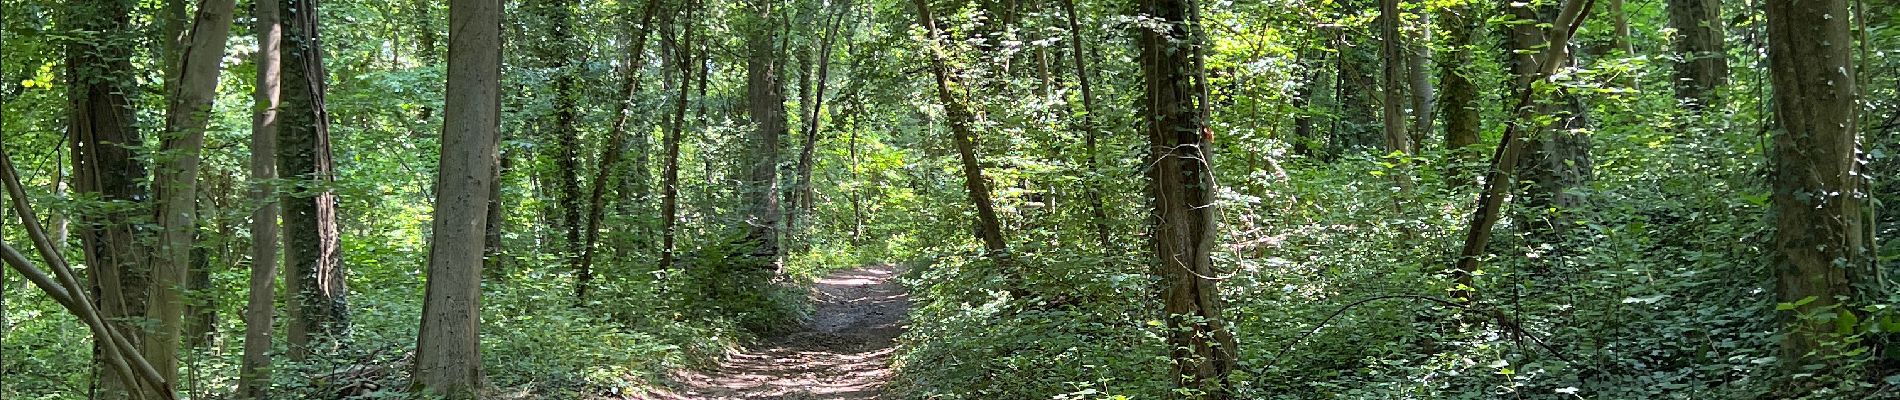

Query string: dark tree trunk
577 0 664 300
1666 0 1728 108
659 0 700 273
1060 0 1113 253
280 0 348 360
1137 0 1237 397
914 0 1009 257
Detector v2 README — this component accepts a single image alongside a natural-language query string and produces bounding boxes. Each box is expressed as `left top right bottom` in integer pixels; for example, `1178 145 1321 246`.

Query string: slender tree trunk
1060 0 1113 253
1764 0 1873 364
1667 0 1728 108
915 0 1008 257
744 0 787 261
532 0 589 298
1406 9 1435 143
576 0 663 300
1379 0 1412 155
238 0 284 395
659 0 699 273
280 0 347 359
789 2 851 242
1504 0 1591 243
148 0 237 386
1451 0 1592 300
413 0 501 396
65 0 155 396
1138 0 1237 396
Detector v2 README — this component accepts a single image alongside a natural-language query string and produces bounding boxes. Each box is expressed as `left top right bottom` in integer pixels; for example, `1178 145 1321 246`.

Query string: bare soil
648 266 909 399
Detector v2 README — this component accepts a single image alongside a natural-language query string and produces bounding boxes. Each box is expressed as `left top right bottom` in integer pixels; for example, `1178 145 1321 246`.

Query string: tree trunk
1666 0 1727 108
1406 9 1435 144
531 0 589 298
1764 0 1873 364
148 0 238 386
238 0 284 395
789 1 851 242
1503 0 1591 242
1379 0 1412 155
1060 0 1113 253
64 0 155 396
1137 0 1237 397
1438 2 1481 187
412 0 501 395
280 0 347 360
1451 0 1592 300
914 0 1009 257
659 0 699 273
577 0 663 300
744 0 787 261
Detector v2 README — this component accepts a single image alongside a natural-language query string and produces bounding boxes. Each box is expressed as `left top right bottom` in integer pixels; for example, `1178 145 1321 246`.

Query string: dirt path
659 266 909 399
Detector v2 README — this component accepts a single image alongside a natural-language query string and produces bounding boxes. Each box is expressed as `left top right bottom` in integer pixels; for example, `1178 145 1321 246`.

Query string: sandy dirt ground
649 266 910 399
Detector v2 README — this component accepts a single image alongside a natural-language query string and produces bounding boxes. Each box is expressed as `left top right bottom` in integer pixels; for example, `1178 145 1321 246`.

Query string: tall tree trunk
914 0 1009 257
1406 9 1435 144
744 0 788 261
1451 0 1592 300
1764 0 1873 364
148 0 237 386
1438 2 1481 187
1503 0 1591 242
1138 0 1237 397
576 0 663 301
788 1 851 242
1379 0 1412 155
65 0 155 396
238 0 284 395
1060 0 1113 253
280 0 347 360
659 0 699 273
534 0 589 298
412 0 501 395
1666 0 1728 108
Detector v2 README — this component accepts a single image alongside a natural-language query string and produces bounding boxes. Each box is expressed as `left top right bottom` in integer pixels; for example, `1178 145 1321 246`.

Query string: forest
0 0 1896 398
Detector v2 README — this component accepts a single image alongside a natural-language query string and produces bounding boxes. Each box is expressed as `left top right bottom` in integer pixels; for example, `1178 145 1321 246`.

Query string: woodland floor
650 266 910 399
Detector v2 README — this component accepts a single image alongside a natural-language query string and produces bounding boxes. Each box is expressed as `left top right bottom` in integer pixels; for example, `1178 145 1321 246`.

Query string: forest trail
658 266 909 399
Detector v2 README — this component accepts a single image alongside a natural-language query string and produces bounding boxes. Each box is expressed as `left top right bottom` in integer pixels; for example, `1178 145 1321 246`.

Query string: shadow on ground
643 266 909 400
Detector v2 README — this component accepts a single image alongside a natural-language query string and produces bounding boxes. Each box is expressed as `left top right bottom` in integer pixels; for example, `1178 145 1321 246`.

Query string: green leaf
1836 309 1860 335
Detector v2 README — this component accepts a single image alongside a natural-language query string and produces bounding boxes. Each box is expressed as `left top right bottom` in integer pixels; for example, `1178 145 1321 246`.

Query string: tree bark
1379 0 1412 155
1666 0 1727 108
64 0 155 396
1438 2 1481 187
280 0 347 360
1764 0 1873 364
1406 10 1435 142
238 0 283 395
659 0 700 273
744 0 788 260
576 0 663 301
1451 0 1592 300
788 1 851 242
1504 0 1591 242
1060 0 1113 253
915 0 1009 257
1138 0 1237 397
412 0 502 395
148 0 237 386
